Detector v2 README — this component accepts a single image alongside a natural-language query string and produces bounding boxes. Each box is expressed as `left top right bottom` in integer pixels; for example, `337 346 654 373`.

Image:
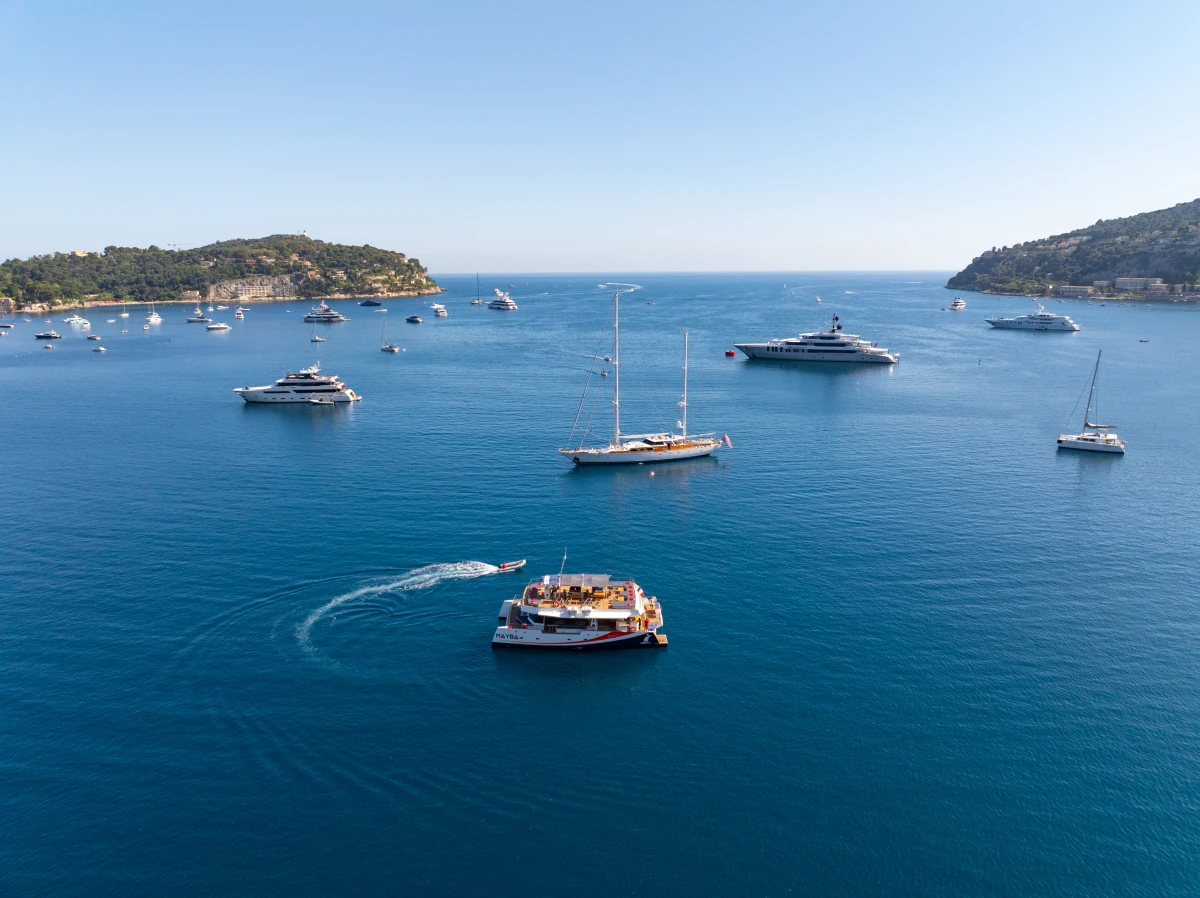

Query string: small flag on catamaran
722 434 733 448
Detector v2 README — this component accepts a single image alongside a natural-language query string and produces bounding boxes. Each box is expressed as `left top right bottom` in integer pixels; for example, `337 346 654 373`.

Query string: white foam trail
296 561 498 649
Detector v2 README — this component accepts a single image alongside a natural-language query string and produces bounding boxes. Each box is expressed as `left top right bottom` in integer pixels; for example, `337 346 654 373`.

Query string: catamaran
560 291 727 465
1057 350 1125 453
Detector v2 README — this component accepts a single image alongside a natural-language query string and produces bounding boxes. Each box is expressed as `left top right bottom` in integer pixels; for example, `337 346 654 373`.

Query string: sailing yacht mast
680 331 689 437
612 291 620 447
1083 350 1101 429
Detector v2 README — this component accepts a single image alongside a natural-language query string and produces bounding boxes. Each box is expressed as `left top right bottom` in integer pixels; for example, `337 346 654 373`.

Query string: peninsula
947 199 1200 298
0 234 439 310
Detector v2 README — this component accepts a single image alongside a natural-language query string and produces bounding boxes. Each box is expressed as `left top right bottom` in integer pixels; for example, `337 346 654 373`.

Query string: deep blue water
3 273 1200 895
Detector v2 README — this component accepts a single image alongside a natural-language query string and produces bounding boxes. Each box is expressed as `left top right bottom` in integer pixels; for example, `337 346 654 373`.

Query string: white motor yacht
986 305 1079 331
186 307 211 322
493 573 667 650
235 310 244 320
146 305 162 323
304 301 349 323
430 303 448 317
488 291 518 310
206 322 231 331
234 364 361 403
1057 350 1125 454
735 315 897 363
949 297 966 310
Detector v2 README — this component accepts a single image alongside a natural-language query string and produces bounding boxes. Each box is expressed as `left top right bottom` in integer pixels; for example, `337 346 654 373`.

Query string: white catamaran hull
560 443 718 465
1056 435 1124 453
493 627 666 649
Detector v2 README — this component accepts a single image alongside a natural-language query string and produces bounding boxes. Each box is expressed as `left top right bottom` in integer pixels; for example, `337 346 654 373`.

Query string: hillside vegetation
0 235 437 307
947 199 1200 294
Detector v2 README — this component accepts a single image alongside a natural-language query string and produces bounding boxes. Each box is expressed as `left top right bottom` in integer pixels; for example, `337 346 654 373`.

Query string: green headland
0 234 438 310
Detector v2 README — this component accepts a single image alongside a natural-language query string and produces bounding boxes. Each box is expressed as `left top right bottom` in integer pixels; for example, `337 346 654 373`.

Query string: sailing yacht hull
560 443 719 465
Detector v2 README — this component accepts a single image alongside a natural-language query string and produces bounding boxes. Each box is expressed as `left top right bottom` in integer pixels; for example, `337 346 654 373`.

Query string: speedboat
309 397 336 405
206 322 231 331
64 314 85 324
497 560 526 573
735 315 897 363
93 345 107 352
493 573 667 650
235 310 244 319
986 305 1078 331
360 299 382 306
87 334 101 340
406 315 423 323
234 363 361 403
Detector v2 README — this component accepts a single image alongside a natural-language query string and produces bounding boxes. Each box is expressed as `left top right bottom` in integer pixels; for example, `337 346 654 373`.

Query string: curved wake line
296 561 498 650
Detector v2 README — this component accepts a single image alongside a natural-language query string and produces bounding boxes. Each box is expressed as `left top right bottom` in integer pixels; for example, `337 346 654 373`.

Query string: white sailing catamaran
560 291 729 465
1057 350 1125 453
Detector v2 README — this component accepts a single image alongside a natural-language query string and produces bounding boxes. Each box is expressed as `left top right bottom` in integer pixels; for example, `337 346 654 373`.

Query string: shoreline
11 288 444 314
944 287 1200 304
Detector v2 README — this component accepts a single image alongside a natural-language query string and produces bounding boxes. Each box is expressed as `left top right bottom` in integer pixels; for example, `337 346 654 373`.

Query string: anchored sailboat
560 291 727 465
1057 350 1125 454
380 319 399 352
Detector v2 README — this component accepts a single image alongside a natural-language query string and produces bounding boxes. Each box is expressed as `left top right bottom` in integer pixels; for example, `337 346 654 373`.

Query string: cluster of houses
1053 278 1199 297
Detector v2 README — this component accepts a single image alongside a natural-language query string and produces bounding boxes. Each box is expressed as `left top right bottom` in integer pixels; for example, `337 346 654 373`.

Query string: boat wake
597 282 641 293
296 561 499 650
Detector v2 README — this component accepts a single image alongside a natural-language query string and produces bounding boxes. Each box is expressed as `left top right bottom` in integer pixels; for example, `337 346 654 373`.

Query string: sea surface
3 274 1199 895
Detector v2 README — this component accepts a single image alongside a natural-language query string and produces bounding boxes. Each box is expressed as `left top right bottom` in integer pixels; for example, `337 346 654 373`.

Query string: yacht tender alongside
493 573 667 650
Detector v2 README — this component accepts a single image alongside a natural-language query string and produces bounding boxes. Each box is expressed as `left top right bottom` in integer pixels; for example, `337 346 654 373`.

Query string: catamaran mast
680 330 689 437
1084 350 1101 429
612 291 620 447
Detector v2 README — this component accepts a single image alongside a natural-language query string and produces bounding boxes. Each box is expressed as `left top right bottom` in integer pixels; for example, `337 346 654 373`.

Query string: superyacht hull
236 388 359 403
735 343 896 363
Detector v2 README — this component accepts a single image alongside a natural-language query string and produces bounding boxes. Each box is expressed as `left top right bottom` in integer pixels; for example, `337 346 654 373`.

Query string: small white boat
217 305 229 310
206 322 231 331
93 346 107 352
430 303 448 317
143 324 150 330
235 310 244 320
375 308 388 313
106 319 116 323
309 397 336 405
497 559 526 573
406 315 423 324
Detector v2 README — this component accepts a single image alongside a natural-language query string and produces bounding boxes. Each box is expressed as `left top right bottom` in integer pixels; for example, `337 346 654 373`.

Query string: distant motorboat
406 315 423 323
360 298 382 306
87 334 101 341
235 310 244 319
430 303 448 317
35 330 62 339
496 559 526 573
206 322 231 331
93 345 107 352
186 307 211 322
949 297 966 310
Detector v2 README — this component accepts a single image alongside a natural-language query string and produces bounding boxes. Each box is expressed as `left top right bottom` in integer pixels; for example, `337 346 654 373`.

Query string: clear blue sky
2 0 1197 272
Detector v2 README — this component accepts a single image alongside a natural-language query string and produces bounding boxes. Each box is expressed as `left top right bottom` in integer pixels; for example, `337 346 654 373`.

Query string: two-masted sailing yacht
560 291 728 465
1057 350 1125 454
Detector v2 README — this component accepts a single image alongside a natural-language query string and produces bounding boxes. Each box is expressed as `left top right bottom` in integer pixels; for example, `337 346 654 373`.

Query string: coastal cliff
948 199 1200 295
0 234 438 309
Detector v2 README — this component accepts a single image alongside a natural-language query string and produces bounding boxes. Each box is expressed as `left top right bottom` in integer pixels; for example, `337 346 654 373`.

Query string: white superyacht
489 289 518 310
303 301 349 323
986 304 1079 331
233 364 361 403
735 315 897 363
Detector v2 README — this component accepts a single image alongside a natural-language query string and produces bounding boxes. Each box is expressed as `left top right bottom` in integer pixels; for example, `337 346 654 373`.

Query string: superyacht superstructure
949 297 966 310
493 573 667 650
303 301 349 323
233 364 361 403
986 305 1079 331
735 315 897 363
489 290 518 310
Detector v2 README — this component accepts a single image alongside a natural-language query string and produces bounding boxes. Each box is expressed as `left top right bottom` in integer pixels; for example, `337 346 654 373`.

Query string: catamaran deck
521 574 643 609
